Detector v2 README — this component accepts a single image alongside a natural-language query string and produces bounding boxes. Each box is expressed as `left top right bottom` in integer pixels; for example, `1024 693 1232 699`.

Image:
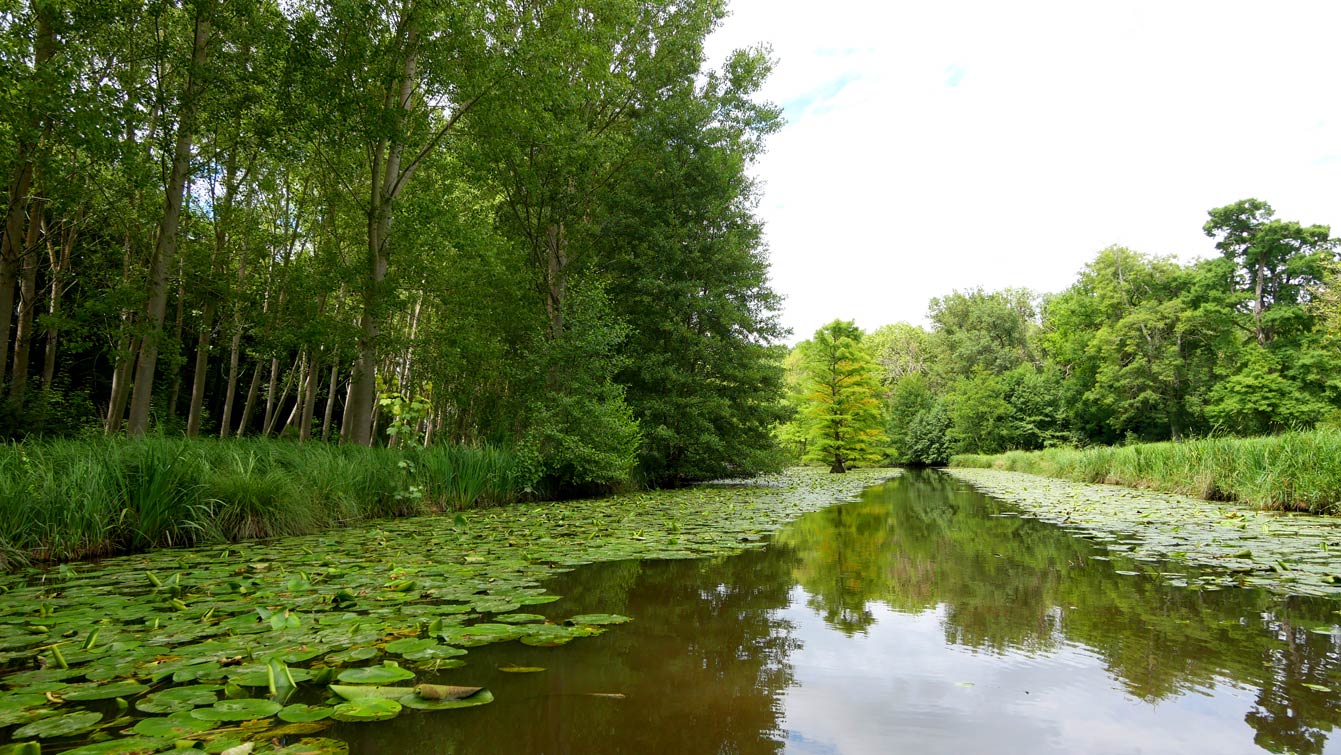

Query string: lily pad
63 680 150 700
61 737 175 755
567 614 632 626
13 710 103 739
499 665 546 673
382 637 436 655
398 688 494 710
190 698 284 721
331 697 402 722
279 703 334 723
336 663 415 684
272 738 350 755
132 709 217 737
329 685 414 701
136 684 221 713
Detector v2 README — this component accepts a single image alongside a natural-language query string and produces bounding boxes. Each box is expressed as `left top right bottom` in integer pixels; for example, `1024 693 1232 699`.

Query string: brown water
334 469 1341 754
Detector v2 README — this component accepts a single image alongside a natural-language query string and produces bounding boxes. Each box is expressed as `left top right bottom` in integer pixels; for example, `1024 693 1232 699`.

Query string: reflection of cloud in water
778 595 1270 754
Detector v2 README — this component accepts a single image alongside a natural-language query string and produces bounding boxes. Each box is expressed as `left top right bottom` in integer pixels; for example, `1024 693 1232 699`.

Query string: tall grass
0 437 529 569
950 428 1341 514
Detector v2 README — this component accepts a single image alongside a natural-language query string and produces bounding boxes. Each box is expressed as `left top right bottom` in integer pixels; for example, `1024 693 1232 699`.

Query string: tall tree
797 320 887 473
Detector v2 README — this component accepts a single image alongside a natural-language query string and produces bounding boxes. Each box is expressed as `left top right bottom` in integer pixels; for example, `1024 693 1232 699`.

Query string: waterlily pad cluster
946 468 1341 596
0 467 892 752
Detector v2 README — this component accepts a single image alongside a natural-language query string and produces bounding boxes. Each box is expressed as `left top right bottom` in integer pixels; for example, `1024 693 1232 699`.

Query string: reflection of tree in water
347 548 805 754
778 469 1341 755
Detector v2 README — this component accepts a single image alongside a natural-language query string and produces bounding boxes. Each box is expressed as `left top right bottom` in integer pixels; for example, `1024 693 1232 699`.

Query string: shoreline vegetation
949 428 1341 515
0 437 528 570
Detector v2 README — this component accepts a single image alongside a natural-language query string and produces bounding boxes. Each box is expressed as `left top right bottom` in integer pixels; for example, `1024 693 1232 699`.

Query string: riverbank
0 437 527 569
950 429 1341 514
945 467 1341 597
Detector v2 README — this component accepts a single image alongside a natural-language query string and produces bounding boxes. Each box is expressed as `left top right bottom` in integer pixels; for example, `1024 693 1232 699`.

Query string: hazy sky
702 0 1341 343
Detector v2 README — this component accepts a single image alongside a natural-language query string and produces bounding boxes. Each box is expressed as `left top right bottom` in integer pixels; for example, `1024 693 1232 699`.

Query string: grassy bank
950 428 1341 514
0 437 528 568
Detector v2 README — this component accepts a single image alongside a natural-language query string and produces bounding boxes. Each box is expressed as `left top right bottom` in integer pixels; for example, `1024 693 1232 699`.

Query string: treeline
0 0 787 491
782 199 1340 465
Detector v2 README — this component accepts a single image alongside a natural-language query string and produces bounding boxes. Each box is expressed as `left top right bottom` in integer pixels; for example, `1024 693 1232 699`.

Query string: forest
0 0 787 492
782 198 1340 469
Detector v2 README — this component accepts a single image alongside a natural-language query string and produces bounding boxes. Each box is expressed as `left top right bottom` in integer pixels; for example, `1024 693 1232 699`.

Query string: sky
701 0 1341 343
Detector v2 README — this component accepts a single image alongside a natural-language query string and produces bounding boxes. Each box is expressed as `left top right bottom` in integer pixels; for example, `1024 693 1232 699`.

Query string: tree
796 321 887 473
1204 198 1335 349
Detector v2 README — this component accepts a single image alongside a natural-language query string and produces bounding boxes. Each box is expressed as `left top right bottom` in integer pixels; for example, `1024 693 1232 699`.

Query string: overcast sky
702 0 1341 343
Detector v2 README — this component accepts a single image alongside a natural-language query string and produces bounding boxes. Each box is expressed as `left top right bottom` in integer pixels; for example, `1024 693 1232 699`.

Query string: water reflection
342 470 1341 754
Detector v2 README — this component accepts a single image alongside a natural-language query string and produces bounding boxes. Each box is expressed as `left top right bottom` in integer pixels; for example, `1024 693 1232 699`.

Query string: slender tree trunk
9 201 43 404
545 222 567 340
185 299 215 436
165 266 186 419
219 321 243 437
262 355 280 433
41 214 76 391
345 24 419 446
1254 259 1266 346
126 3 212 435
264 354 300 437
299 351 319 441
321 363 339 442
238 362 262 437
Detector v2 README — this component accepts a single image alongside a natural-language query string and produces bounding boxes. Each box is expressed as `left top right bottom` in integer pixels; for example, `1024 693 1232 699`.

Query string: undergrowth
0 437 528 568
950 428 1341 514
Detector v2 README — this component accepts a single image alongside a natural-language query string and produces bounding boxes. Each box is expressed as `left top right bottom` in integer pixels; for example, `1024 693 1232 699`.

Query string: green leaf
336 664 415 685
63 680 149 700
279 703 334 723
131 710 216 737
567 614 632 626
398 688 494 711
13 710 103 739
188 698 283 721
331 697 402 722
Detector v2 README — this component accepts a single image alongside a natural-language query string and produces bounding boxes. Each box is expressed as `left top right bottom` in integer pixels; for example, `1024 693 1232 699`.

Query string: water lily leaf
382 637 435 655
498 665 546 673
325 647 378 664
331 697 401 722
494 614 546 624
278 703 334 723
1302 683 1333 692
63 680 150 701
336 664 415 684
567 614 631 626
328 685 414 701
136 684 221 713
60 737 174 754
132 709 216 737
400 643 465 661
13 710 103 739
189 698 284 721
271 737 350 754
413 684 481 700
397 688 494 711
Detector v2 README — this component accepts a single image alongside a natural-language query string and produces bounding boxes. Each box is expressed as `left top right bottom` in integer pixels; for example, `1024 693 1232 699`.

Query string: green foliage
0 437 529 565
795 321 888 473
950 428 1341 514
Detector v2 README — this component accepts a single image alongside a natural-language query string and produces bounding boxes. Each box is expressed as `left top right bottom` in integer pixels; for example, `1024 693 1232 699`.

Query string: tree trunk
262 355 280 432
321 363 339 442
165 266 187 419
219 321 243 437
41 214 76 391
185 299 216 436
344 24 419 446
238 362 262 437
126 3 211 435
299 351 319 441
9 200 43 404
545 222 567 340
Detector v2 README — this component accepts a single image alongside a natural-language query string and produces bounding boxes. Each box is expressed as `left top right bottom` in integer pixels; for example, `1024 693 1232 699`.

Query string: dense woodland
782 199 1340 467
0 0 788 490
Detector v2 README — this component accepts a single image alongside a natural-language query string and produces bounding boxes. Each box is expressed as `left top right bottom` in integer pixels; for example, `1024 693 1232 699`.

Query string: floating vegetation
945 468 1341 596
0 467 890 752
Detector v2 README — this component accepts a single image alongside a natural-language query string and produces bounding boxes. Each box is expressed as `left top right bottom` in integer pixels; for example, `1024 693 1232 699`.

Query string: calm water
336 469 1341 754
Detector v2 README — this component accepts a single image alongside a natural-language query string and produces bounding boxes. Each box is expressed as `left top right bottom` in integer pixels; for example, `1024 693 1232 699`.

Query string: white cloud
705 0 1341 342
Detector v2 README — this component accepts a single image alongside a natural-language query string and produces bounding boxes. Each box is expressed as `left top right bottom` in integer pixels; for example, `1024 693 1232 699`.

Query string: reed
0 437 531 568
949 428 1341 514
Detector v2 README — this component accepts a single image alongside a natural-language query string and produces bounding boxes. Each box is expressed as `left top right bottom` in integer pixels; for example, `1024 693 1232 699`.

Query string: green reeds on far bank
0 437 529 569
950 428 1341 514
